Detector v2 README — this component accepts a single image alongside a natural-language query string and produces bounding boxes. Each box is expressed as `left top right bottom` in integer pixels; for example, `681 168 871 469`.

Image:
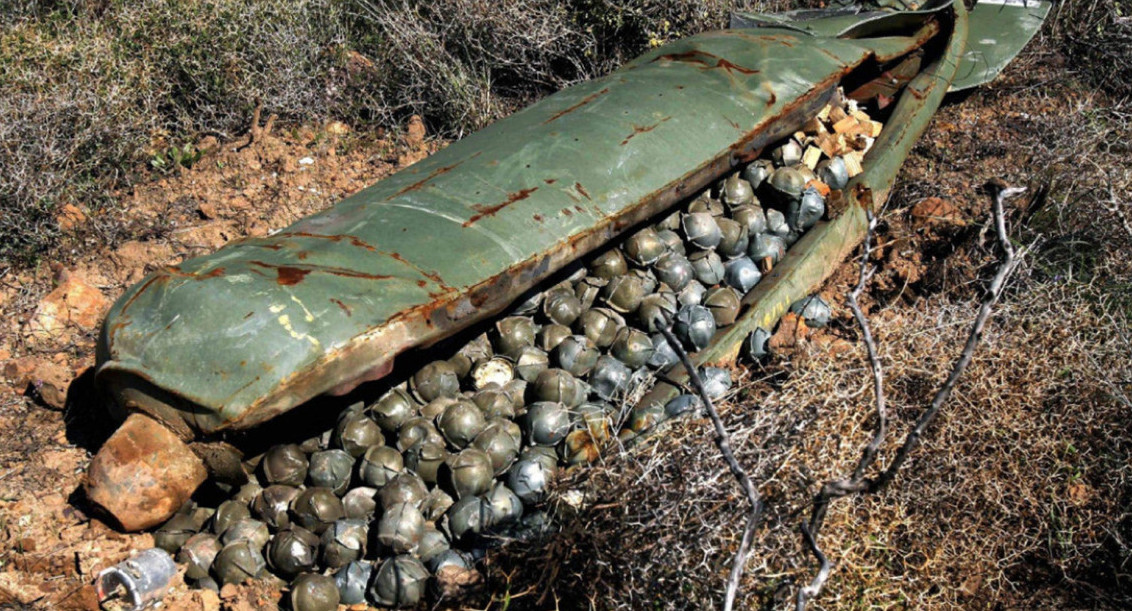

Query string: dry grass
1051 0 1132 99
0 0 737 270
476 17 1132 609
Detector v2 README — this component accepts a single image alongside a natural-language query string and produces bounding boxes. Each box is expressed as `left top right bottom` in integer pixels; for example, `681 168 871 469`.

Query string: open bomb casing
85 0 1050 531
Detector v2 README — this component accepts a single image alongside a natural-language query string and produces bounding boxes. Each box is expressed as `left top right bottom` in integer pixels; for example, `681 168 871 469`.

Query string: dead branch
655 322 763 611
796 183 1030 610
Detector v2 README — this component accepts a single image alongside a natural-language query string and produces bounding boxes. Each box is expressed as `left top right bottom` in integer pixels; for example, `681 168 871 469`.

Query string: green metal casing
95 0 1017 439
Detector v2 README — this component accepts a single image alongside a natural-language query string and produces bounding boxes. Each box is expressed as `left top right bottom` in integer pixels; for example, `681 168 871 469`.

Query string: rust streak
388 153 480 199
620 116 672 146
653 50 716 68
271 231 378 251
463 188 539 227
165 266 225 279
384 252 449 290
248 261 392 284
117 274 167 316
276 267 311 286
715 58 759 75
575 182 591 200
108 319 130 344
542 88 610 124
652 50 759 76
731 63 851 160
816 47 847 66
761 81 778 106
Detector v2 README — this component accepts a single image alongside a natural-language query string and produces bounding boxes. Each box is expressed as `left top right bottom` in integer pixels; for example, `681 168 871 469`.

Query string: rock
398 116 429 166
24 272 110 343
198 202 218 220
910 197 964 231
405 115 427 149
228 196 252 210
811 332 853 356
325 121 351 136
196 135 220 154
84 414 208 531
3 355 37 388
28 360 72 408
110 241 174 285
768 312 809 355
345 50 377 77
433 564 482 599
56 204 87 233
219 584 239 600
178 221 236 252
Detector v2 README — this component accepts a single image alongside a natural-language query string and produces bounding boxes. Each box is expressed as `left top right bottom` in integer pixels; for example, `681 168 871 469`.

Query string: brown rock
434 564 482 599
219 584 239 600
397 149 428 167
910 197 964 230
346 50 376 77
55 584 99 611
811 332 853 357
84 414 208 531
197 135 220 154
958 573 982 598
228 196 252 210
405 115 427 149
57 204 88 233
28 360 72 408
398 115 429 166
198 201 218 220
110 240 174 285
3 355 37 388
178 221 235 251
192 588 222 611
768 312 809 355
325 120 350 136
25 272 110 343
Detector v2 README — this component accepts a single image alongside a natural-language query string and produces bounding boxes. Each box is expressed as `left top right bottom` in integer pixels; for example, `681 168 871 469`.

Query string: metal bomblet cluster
157 87 878 608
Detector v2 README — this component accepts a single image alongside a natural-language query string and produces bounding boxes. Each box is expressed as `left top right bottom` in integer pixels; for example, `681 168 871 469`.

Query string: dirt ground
1 27 1129 611
0 114 439 609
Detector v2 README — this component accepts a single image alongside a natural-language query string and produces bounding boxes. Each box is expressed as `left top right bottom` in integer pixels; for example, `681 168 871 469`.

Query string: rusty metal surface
97 26 944 436
83 414 208 530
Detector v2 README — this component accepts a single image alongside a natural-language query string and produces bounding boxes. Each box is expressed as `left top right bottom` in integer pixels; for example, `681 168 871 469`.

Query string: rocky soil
0 114 437 609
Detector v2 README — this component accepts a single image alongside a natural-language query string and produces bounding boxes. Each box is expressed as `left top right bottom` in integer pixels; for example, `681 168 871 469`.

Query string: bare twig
797 183 1031 610
655 321 763 611
870 183 1026 490
805 212 885 537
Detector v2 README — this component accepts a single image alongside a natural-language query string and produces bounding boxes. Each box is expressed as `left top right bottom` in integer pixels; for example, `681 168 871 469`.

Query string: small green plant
150 143 203 173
